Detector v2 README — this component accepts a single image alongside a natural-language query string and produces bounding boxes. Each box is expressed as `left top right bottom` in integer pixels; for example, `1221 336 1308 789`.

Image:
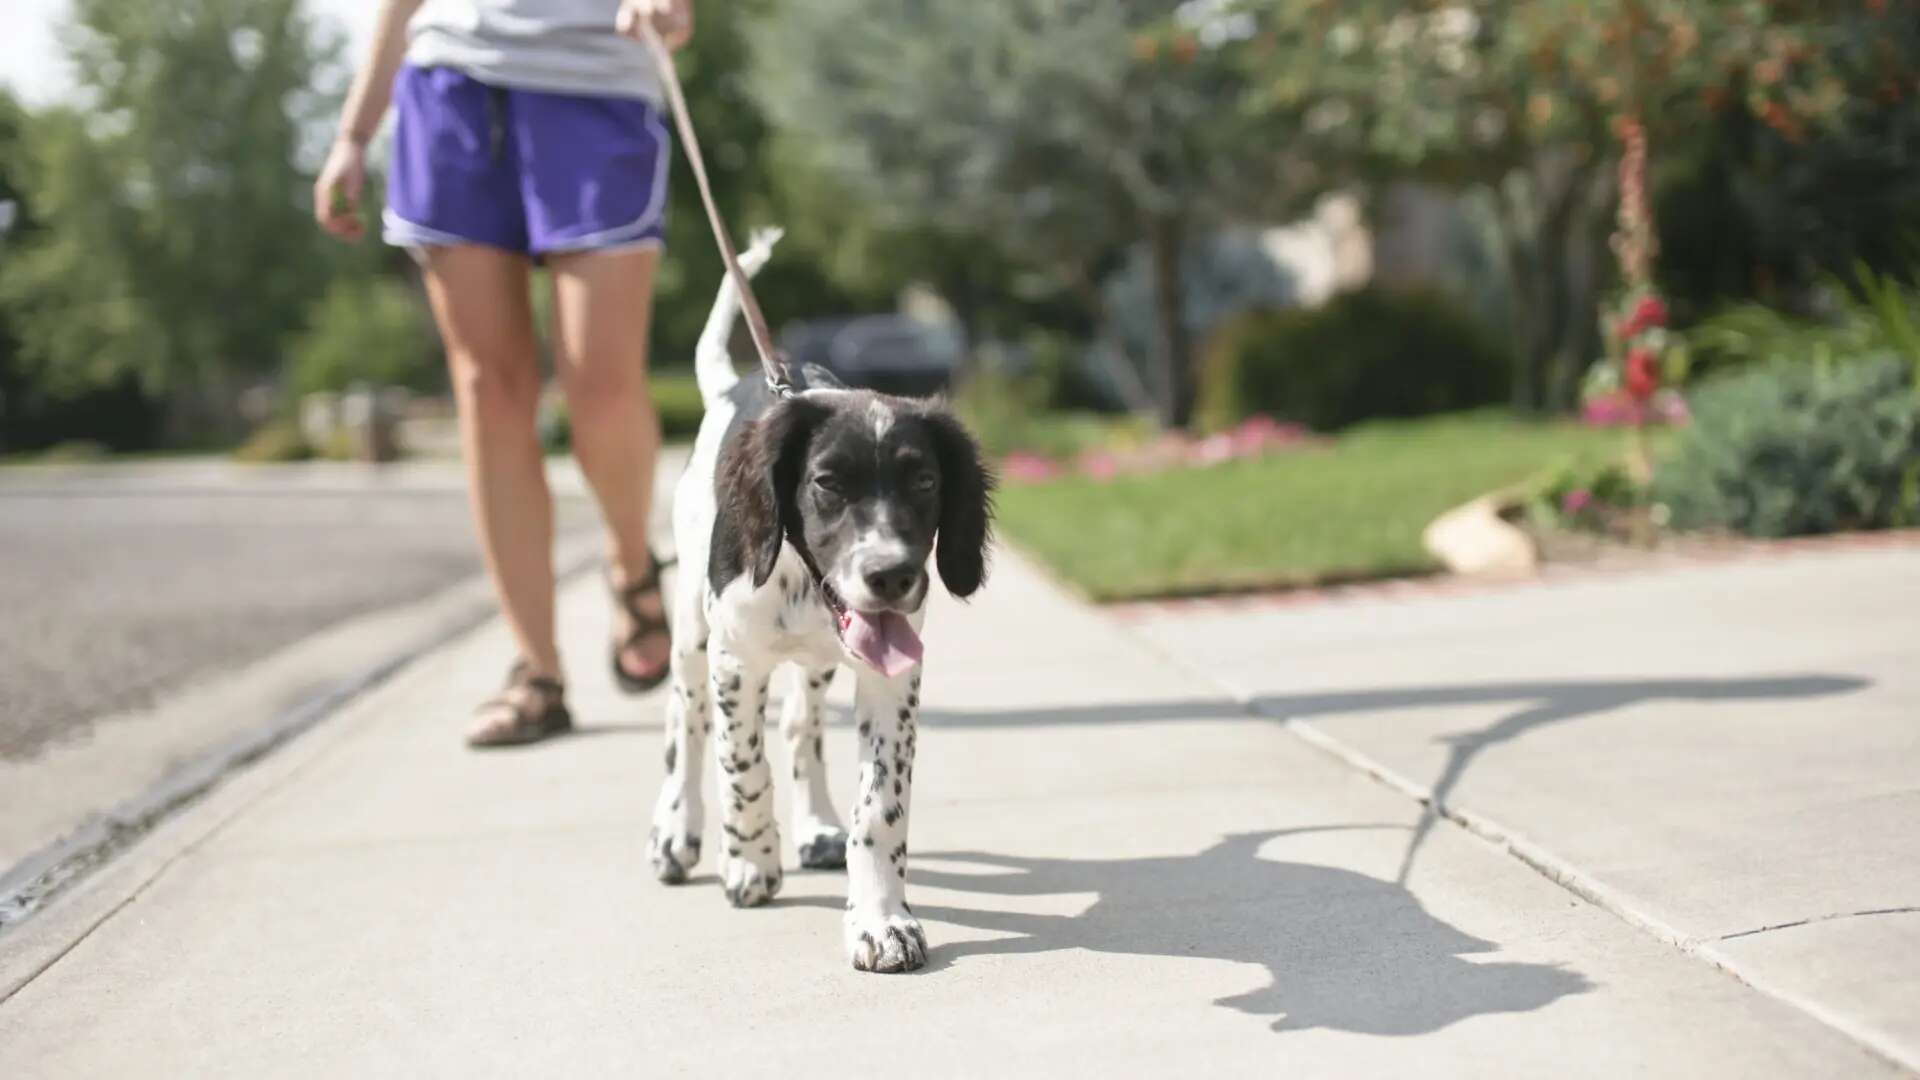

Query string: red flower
1624 347 1660 403
1631 295 1668 331
1617 294 1669 340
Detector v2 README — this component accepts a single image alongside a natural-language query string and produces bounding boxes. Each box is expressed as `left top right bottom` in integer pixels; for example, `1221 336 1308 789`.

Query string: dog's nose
862 561 922 606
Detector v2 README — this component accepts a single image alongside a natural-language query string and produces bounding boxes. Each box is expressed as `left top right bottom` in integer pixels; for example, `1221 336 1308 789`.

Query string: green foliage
0 0 334 420
1196 288 1512 433
996 412 1624 600
1687 268 1920 381
752 0 1298 423
954 364 1151 462
289 277 440 398
1654 357 1920 538
232 420 313 463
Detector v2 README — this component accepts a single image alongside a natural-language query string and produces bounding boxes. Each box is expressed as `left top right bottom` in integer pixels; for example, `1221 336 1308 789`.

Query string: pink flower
1077 450 1120 480
1562 489 1594 516
1002 452 1062 483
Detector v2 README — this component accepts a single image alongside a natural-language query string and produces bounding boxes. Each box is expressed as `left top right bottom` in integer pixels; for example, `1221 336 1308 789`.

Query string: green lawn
994 412 1628 601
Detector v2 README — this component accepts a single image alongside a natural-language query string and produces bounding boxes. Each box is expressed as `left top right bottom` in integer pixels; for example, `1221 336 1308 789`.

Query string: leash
637 23 796 399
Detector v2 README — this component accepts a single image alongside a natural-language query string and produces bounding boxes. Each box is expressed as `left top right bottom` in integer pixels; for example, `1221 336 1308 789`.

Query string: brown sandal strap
470 661 571 746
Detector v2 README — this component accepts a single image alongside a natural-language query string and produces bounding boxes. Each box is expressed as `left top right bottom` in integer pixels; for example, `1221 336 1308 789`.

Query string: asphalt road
0 468 598 761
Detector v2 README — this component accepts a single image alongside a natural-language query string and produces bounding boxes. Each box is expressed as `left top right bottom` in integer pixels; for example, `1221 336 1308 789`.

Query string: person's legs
419 245 562 681
546 246 669 684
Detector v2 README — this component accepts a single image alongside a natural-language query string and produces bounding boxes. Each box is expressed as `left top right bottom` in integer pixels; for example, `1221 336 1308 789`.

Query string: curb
0 536 604 938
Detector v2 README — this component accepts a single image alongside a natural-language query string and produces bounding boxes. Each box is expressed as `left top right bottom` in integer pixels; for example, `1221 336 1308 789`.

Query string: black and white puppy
648 229 994 973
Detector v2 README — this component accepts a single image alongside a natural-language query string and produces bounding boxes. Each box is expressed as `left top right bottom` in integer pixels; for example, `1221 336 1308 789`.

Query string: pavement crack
1717 905 1920 942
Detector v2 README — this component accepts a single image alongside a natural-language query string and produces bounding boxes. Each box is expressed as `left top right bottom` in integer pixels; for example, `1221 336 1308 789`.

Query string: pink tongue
840 610 924 677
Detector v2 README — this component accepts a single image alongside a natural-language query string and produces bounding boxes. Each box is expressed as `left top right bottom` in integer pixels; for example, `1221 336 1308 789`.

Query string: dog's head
713 389 995 675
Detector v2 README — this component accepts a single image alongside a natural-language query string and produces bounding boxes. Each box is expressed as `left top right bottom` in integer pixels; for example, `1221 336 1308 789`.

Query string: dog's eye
813 473 845 496
911 470 937 494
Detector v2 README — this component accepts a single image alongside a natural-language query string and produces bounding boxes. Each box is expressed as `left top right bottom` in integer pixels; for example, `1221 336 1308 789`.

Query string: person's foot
468 660 572 748
610 556 672 693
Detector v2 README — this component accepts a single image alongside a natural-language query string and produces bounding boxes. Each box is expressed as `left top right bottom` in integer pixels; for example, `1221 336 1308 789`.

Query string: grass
994 411 1632 602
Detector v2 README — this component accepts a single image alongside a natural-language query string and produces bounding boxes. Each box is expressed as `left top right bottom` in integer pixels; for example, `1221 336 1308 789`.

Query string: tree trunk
1146 214 1192 428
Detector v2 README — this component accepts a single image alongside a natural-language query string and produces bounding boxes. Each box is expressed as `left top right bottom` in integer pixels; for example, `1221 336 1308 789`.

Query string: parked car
779 314 963 398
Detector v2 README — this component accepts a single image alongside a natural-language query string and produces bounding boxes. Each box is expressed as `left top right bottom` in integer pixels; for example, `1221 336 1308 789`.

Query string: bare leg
419 246 559 680
547 248 668 683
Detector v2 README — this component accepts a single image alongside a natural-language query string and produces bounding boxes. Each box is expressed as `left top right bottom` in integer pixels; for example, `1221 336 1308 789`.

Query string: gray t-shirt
406 0 660 102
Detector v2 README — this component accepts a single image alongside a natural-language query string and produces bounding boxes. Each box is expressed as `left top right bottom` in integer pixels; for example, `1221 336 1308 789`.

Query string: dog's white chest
706 548 843 668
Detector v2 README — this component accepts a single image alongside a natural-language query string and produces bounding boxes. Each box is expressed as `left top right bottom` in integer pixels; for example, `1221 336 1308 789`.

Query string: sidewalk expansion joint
1717 906 1920 943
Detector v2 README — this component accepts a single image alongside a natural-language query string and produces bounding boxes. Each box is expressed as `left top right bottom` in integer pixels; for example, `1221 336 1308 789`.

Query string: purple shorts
383 65 670 258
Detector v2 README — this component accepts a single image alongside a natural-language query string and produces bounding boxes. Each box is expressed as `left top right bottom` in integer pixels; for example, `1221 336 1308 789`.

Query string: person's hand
617 0 693 51
314 137 368 242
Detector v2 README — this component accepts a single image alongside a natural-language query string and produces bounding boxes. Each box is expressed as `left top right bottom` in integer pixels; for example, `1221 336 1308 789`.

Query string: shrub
289 276 441 399
233 420 313 463
1686 268 1920 384
1653 356 1920 538
1196 286 1511 433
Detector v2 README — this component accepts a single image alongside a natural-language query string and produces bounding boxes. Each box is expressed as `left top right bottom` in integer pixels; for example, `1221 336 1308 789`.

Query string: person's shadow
896 825 1591 1034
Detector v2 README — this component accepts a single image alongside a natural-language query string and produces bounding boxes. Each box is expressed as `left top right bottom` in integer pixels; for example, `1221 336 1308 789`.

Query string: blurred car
779 314 963 398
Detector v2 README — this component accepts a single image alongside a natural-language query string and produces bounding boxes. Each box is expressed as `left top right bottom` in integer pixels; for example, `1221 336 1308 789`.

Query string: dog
647 229 994 973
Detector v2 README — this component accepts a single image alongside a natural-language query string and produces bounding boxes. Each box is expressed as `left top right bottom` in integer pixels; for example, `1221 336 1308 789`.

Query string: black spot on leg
747 732 759 750
858 718 871 737
813 734 823 760
893 779 902 796
664 742 677 773
898 707 911 722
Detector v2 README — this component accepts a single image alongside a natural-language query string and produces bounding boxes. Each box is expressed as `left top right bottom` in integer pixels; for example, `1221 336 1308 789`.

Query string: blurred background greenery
2 0 1916 595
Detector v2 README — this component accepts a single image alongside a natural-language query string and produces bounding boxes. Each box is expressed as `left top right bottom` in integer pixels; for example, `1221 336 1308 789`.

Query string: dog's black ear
711 398 823 591
925 409 995 598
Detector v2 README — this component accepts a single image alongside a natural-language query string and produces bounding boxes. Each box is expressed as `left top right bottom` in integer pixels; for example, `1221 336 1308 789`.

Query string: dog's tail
695 226 784 405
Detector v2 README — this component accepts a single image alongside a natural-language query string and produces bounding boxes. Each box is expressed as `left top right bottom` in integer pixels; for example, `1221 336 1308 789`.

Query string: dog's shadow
797 825 1591 1035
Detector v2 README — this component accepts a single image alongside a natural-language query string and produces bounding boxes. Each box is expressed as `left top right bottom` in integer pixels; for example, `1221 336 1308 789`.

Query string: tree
751 0 1302 425
0 0 334 437
1222 0 1920 410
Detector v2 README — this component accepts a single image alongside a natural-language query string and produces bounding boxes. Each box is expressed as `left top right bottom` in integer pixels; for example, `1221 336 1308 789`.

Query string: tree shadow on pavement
921 673 1867 886
907 826 1592 1034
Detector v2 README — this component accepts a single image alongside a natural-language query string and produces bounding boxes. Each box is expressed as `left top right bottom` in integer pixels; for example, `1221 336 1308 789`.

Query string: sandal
467 660 572 748
609 554 674 694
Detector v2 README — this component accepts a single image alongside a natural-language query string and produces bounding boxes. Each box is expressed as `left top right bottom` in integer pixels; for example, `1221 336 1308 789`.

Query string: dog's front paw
721 845 783 907
845 907 928 973
795 825 848 870
649 825 702 884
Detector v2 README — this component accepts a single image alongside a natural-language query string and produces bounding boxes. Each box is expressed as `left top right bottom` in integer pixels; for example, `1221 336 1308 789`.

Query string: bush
953 365 1152 462
232 420 313 463
1654 356 1920 538
289 276 441 399
1196 286 1511 433
1686 268 1920 383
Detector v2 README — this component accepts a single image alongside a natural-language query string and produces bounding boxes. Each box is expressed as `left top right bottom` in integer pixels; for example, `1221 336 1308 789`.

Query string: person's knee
561 353 654 433
450 349 541 427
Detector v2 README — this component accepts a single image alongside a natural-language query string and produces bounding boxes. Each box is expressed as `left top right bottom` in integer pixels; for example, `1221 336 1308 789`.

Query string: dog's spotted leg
844 666 926 973
711 645 782 907
648 634 710 884
783 664 847 869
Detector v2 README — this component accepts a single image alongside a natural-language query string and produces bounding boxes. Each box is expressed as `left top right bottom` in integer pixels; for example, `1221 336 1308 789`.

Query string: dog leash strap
637 24 794 397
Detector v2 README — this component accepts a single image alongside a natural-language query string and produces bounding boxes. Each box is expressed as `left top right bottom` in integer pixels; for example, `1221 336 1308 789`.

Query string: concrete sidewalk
1128 542 1920 1070
0 545 1907 1075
